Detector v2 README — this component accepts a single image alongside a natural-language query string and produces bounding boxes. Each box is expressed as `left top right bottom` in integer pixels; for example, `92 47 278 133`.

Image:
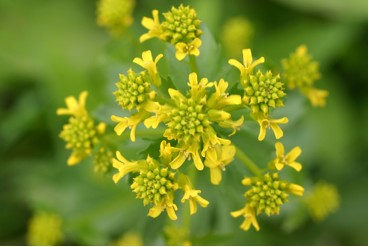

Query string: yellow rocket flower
133 50 163 87
271 142 302 172
178 174 209 215
255 113 288 141
175 38 202 61
139 9 164 43
230 204 260 232
112 151 146 184
56 91 88 117
229 49 265 83
144 73 240 171
111 110 150 142
204 144 236 185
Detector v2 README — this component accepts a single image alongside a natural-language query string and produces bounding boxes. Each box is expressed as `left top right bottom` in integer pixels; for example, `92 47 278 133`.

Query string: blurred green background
0 0 367 245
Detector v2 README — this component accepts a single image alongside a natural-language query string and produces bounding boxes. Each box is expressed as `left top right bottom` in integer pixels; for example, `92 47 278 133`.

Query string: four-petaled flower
256 114 288 141
204 144 236 185
271 142 302 172
228 49 265 82
179 174 209 215
139 10 164 43
133 50 163 87
175 38 202 61
231 204 260 232
56 91 88 117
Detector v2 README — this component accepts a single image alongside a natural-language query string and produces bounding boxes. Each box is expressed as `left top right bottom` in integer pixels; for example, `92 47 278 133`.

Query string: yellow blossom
228 49 265 82
56 91 88 117
111 110 150 142
206 79 242 109
256 114 288 141
133 50 163 87
271 142 302 172
204 144 236 185
302 87 329 107
175 38 202 61
231 204 260 232
112 151 145 183
178 174 209 215
139 10 164 43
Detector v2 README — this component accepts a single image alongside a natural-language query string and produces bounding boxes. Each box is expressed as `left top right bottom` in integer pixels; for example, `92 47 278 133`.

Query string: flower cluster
57 91 106 166
96 0 135 36
55 3 319 236
140 5 203 61
112 141 208 220
231 143 304 232
282 45 329 107
27 212 63 246
304 181 340 222
229 49 288 141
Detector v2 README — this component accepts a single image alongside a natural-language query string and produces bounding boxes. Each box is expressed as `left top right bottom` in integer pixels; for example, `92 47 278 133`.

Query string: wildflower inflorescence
55 2 329 237
282 45 328 107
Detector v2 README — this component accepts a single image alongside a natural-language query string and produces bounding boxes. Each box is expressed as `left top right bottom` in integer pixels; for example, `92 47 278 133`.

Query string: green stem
189 55 199 74
235 146 262 176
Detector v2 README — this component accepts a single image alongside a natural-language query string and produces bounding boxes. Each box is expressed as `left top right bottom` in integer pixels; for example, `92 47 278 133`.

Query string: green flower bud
243 70 285 114
114 69 152 111
161 4 202 44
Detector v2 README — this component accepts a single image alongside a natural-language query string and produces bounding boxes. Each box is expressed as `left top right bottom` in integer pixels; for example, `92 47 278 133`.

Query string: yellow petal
270 123 284 139
275 142 285 157
210 168 222 185
196 195 209 208
230 207 246 218
228 59 244 71
192 151 204 171
242 49 253 65
258 124 267 141
166 205 178 220
286 146 302 163
288 161 302 172
288 183 304 196
170 152 187 169
190 47 200 57
189 199 197 215
148 205 163 218
274 161 285 171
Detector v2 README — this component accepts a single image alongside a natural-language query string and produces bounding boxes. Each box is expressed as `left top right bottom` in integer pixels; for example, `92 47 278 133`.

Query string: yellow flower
133 50 163 87
271 142 302 172
175 38 202 61
204 144 236 185
178 174 209 215
112 151 145 183
147 193 178 220
302 87 329 107
27 212 63 246
56 91 88 117
139 10 164 43
206 79 242 109
111 110 150 142
230 204 260 232
256 114 288 141
218 116 244 136
228 49 265 82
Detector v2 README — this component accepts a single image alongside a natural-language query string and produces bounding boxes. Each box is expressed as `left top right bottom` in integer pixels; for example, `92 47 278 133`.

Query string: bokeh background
0 0 367 245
